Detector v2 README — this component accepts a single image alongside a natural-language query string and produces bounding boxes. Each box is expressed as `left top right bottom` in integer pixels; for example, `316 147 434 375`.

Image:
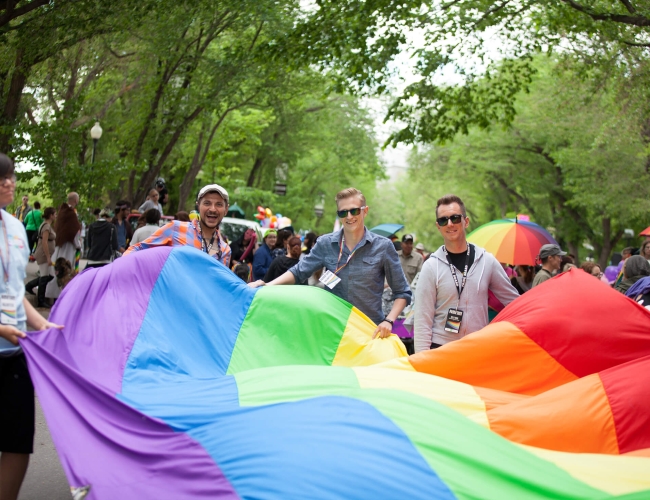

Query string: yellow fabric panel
332 307 407 367
372 356 417 371
523 445 650 495
352 366 489 428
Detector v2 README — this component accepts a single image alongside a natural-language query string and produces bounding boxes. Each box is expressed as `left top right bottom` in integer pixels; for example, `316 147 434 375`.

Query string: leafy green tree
400 57 650 267
282 0 650 145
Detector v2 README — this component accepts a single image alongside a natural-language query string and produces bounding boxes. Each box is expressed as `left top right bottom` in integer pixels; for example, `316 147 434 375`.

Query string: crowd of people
2 147 650 499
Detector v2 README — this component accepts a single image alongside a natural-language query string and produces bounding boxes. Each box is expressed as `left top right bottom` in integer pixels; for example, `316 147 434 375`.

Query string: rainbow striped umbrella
467 218 557 265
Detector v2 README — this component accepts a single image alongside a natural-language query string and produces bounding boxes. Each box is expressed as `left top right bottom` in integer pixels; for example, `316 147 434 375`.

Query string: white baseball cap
197 184 229 204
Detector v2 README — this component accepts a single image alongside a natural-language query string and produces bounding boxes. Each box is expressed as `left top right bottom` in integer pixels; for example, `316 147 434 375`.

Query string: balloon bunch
254 206 291 229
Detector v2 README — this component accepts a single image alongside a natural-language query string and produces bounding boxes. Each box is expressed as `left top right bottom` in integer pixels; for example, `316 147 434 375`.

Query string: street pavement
17 261 78 500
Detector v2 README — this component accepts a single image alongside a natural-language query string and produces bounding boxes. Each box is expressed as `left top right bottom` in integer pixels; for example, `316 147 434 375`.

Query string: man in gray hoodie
414 194 519 352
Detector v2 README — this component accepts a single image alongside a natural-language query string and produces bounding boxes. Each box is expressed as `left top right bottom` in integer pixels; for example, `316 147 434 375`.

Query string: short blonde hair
335 187 366 207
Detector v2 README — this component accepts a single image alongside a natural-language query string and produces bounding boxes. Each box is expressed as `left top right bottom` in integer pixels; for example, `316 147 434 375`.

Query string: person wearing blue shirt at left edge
250 187 411 339
0 153 63 500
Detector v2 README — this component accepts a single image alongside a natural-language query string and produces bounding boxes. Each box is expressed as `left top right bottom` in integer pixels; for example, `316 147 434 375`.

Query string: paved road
16 261 77 500
19 399 71 500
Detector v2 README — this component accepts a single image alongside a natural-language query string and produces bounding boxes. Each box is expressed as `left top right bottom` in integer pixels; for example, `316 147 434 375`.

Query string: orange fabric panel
408 321 578 395
474 386 530 411
486 374 620 454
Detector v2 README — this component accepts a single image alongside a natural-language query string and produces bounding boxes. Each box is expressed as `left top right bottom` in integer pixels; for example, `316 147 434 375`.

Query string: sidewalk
20 262 73 499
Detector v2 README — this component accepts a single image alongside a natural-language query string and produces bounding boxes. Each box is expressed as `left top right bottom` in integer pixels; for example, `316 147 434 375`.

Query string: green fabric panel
236 365 359 406
356 390 609 500
227 286 351 375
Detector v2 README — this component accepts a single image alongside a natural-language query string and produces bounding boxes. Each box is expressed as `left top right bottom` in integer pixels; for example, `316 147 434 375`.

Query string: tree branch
0 0 48 31
618 0 636 14
623 39 650 47
70 78 141 129
560 0 650 27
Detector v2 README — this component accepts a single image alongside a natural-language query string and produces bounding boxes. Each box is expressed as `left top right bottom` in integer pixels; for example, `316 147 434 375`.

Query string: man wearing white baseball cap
125 184 231 267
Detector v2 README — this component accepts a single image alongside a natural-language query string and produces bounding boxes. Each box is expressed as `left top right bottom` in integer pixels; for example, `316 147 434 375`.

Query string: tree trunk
597 217 623 270
567 242 580 265
247 156 264 187
177 109 231 211
0 48 28 153
178 127 205 211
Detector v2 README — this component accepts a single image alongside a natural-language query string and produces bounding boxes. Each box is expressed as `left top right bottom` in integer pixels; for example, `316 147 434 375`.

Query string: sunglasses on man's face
436 214 464 226
336 206 366 218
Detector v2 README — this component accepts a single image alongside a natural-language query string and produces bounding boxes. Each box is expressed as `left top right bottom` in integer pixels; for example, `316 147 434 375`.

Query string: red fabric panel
494 269 650 377
599 355 650 454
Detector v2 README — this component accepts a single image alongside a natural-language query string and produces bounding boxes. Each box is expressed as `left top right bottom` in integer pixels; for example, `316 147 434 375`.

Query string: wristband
382 317 394 326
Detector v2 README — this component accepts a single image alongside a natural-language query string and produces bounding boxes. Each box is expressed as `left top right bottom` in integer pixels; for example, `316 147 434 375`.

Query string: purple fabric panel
46 247 171 393
393 319 413 339
22 334 239 499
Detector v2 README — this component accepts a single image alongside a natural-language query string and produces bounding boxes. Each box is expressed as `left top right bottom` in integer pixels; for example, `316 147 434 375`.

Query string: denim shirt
290 228 411 324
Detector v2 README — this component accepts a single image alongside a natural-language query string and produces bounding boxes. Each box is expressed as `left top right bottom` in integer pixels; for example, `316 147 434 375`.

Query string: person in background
253 229 276 281
0 153 62 500
45 193 81 301
175 211 190 222
640 240 650 264
581 261 603 280
112 201 133 254
155 178 168 209
234 264 250 283
415 242 429 262
130 209 161 246
86 209 118 269
14 194 31 222
271 229 291 260
301 232 318 260
398 234 423 285
615 255 650 294
264 236 303 283
230 228 257 267
138 189 163 215
562 262 576 273
23 201 42 256
532 244 566 287
559 255 574 273
511 265 535 294
613 247 634 288
25 206 56 308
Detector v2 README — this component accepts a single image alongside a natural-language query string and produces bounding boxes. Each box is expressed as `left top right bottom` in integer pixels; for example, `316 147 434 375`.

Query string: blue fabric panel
123 246 256 381
193 395 454 500
119 373 240 432
120 373 453 499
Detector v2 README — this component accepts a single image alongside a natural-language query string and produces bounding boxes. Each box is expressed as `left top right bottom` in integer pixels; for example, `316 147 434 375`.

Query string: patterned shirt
124 220 231 267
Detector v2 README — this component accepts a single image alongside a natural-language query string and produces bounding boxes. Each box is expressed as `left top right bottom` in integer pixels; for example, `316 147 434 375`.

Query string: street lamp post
90 121 103 164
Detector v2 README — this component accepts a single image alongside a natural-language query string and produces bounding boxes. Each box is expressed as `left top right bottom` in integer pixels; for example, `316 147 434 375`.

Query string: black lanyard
199 223 222 260
443 244 470 300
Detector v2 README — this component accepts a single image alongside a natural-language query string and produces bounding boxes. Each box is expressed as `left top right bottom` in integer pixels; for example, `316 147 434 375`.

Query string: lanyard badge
442 245 471 335
323 232 365 289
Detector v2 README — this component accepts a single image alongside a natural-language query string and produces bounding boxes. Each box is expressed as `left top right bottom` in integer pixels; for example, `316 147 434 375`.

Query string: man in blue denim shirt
250 188 411 338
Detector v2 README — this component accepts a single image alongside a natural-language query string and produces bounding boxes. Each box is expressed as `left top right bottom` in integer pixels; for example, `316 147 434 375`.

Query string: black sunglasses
336 206 366 218
436 214 464 226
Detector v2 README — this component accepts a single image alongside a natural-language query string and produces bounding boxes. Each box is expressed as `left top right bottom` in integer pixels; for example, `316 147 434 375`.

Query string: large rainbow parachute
20 246 650 499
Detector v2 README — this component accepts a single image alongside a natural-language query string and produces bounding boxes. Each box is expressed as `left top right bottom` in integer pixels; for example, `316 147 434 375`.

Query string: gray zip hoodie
414 244 519 352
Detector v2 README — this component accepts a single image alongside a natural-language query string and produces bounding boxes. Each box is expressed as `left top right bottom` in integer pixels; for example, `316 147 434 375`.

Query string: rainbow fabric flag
20 247 650 499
